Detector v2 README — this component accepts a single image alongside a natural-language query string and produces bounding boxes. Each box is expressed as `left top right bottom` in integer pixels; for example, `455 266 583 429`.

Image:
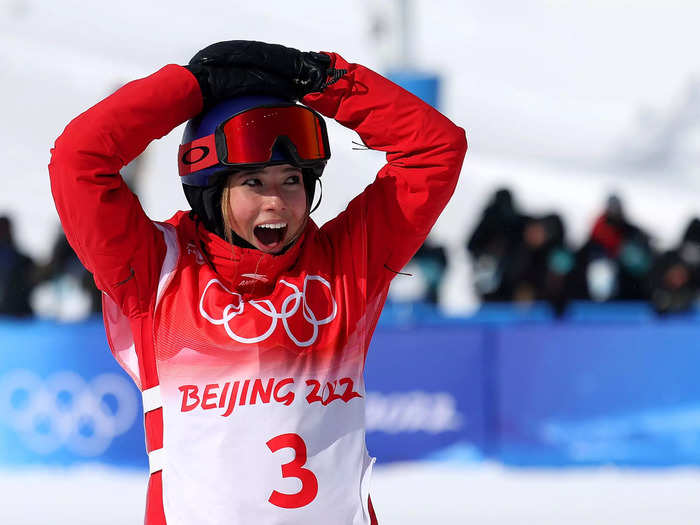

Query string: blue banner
0 317 146 468
5 310 700 468
495 322 700 466
364 325 486 462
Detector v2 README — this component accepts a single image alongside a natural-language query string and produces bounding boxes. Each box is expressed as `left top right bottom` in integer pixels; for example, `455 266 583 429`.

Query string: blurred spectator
466 190 574 314
571 194 655 302
649 217 700 314
411 239 448 305
387 236 448 308
503 213 575 315
0 215 35 317
467 188 528 301
32 229 101 321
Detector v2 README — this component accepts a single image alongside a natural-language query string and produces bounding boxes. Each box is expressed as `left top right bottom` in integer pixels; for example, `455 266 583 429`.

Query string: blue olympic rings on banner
0 369 139 457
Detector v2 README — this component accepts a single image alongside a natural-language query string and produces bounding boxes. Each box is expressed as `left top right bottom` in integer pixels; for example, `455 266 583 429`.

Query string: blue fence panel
4 305 700 468
564 301 656 322
0 317 146 468
364 325 487 463
495 321 700 466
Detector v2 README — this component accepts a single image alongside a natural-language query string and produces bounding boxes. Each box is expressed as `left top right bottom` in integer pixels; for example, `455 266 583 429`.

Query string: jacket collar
190 215 315 299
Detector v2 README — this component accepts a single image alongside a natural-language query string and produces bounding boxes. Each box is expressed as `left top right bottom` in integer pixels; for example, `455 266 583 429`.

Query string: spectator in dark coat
467 188 528 301
0 215 35 316
35 231 103 316
571 194 655 302
503 213 574 315
649 217 700 314
412 239 448 305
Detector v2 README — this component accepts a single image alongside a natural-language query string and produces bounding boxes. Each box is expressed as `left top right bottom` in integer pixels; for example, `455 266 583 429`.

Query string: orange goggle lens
220 105 329 165
178 104 329 182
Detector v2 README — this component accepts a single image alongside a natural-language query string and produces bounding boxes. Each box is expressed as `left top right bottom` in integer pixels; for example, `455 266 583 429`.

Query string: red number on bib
266 433 319 509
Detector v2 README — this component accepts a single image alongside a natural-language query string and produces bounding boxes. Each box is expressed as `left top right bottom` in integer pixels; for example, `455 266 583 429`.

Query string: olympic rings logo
0 370 139 457
199 275 337 347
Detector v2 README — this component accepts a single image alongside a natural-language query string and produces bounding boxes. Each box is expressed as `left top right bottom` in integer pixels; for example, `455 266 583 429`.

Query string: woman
49 40 466 525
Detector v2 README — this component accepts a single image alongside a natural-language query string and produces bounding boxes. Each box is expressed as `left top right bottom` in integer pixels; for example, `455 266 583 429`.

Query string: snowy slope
2 464 700 525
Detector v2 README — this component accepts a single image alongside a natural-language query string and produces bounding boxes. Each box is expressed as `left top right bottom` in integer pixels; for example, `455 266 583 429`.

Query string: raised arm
305 54 468 300
49 65 203 316
49 41 326 317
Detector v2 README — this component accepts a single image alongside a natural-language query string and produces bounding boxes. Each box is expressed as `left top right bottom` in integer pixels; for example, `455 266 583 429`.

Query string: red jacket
50 53 466 525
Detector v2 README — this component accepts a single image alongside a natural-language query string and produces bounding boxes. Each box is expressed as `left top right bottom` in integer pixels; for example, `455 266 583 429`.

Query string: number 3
266 433 319 508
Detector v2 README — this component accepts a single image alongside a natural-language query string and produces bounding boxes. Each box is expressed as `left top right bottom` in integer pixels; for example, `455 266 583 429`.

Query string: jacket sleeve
304 54 467 301
48 65 203 317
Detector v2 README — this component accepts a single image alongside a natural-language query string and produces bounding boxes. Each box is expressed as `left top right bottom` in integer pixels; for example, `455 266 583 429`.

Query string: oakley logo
0 370 139 457
199 275 337 347
181 145 210 165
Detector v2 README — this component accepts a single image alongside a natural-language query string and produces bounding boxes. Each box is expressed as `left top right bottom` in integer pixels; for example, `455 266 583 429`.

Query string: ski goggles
178 103 330 186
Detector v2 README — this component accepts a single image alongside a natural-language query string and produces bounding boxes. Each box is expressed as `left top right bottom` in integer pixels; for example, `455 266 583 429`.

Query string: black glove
185 40 332 109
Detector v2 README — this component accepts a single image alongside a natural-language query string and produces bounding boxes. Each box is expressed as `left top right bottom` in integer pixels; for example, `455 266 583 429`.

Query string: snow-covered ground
2 463 700 524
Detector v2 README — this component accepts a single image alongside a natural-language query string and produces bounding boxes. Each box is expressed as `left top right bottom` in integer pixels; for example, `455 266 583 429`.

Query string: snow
2 463 700 524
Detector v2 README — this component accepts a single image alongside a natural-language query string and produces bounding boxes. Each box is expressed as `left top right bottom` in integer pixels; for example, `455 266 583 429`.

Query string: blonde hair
220 180 235 245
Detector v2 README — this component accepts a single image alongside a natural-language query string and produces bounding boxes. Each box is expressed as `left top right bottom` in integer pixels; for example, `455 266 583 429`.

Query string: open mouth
254 222 288 250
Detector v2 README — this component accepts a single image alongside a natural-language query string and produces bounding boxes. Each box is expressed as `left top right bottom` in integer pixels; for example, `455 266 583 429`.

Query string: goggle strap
178 134 218 176
310 177 323 214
